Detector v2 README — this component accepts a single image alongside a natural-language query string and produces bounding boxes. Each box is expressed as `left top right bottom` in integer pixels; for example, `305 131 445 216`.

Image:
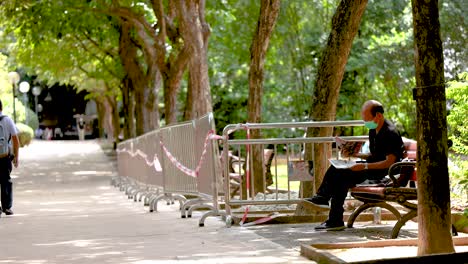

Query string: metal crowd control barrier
114 117 369 228
147 120 196 211
192 113 225 226
220 121 367 226
114 113 226 226
114 132 164 207
142 130 164 205
147 113 224 221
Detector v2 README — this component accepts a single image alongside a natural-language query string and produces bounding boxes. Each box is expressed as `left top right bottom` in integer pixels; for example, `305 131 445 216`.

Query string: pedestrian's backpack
0 115 10 156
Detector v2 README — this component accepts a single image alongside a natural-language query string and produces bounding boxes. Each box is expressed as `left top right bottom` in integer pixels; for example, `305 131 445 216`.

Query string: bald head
361 100 385 130
361 100 384 117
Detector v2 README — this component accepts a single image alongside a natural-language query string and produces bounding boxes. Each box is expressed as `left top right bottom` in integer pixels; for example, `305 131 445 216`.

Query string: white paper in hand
329 159 356 169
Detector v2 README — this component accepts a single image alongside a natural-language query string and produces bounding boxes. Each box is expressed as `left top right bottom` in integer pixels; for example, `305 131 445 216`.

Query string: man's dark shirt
367 119 404 166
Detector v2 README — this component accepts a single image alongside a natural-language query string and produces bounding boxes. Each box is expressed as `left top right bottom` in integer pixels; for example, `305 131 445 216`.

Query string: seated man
306 100 405 231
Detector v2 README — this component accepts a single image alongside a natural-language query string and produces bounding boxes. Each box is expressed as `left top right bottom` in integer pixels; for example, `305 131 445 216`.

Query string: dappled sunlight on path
0 140 311 264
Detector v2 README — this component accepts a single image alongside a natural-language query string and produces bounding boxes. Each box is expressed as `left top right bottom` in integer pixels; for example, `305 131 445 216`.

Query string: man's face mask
364 120 378 130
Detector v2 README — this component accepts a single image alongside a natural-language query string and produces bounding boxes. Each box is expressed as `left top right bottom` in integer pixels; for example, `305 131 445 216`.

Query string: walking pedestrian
0 99 20 216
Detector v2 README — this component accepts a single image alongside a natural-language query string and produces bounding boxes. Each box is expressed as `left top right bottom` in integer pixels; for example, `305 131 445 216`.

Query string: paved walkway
3 140 463 263
2 140 313 263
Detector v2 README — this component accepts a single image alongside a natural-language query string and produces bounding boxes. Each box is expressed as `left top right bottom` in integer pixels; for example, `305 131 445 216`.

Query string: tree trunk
161 41 191 125
411 0 455 255
121 76 135 139
134 87 146 136
94 98 106 138
177 0 212 120
146 74 161 130
119 19 147 136
302 0 368 198
96 94 116 141
106 94 121 143
152 0 192 125
119 18 161 136
163 73 182 124
248 0 280 195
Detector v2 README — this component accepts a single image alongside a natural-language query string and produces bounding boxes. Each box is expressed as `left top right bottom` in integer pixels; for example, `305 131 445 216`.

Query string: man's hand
13 156 18 168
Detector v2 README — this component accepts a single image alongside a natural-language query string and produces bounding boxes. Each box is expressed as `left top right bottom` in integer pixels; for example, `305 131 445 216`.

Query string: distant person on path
35 127 43 139
78 117 85 141
305 100 404 231
0 99 20 216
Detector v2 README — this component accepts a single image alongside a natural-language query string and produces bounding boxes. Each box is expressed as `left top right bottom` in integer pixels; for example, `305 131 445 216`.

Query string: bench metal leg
347 201 401 228
391 209 417 238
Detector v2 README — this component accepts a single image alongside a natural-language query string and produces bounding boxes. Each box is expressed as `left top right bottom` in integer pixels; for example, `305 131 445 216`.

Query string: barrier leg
199 210 227 227
134 189 146 202
144 190 159 206
187 204 215 218
181 198 205 218
171 194 187 210
149 194 167 212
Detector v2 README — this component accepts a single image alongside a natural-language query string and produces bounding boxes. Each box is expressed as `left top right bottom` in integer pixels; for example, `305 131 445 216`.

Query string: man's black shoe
314 220 345 231
3 209 13 215
304 195 330 209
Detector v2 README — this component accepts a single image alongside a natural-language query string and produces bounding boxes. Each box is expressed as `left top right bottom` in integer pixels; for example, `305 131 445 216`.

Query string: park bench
347 160 418 238
347 139 457 238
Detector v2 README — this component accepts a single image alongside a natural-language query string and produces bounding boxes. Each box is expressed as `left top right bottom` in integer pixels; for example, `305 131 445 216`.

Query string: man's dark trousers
0 156 13 210
317 166 388 223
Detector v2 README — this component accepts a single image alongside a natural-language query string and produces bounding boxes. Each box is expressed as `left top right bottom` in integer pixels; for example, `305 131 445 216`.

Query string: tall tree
304 0 368 197
411 0 455 255
248 0 280 194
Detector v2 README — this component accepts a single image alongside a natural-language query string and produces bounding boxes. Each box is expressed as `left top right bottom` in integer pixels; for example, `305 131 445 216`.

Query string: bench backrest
404 138 417 183
403 138 417 160
388 138 417 187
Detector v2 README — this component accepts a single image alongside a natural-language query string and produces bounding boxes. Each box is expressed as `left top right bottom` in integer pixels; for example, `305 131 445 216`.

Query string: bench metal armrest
387 161 416 188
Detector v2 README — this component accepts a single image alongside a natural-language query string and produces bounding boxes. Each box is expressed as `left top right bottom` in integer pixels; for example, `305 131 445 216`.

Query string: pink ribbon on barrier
160 142 197 177
160 130 224 178
116 148 162 172
240 212 288 227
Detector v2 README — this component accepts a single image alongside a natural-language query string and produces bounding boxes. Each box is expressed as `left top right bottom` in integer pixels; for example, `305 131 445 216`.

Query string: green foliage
448 154 468 210
447 72 468 154
1 0 466 142
16 122 33 147
439 0 468 76
0 1 123 102
0 55 39 130
447 72 468 207
207 0 340 137
343 0 416 137
207 0 466 141
207 0 258 132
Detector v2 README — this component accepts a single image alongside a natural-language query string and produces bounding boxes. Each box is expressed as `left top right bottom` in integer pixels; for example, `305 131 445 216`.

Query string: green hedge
15 123 33 147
